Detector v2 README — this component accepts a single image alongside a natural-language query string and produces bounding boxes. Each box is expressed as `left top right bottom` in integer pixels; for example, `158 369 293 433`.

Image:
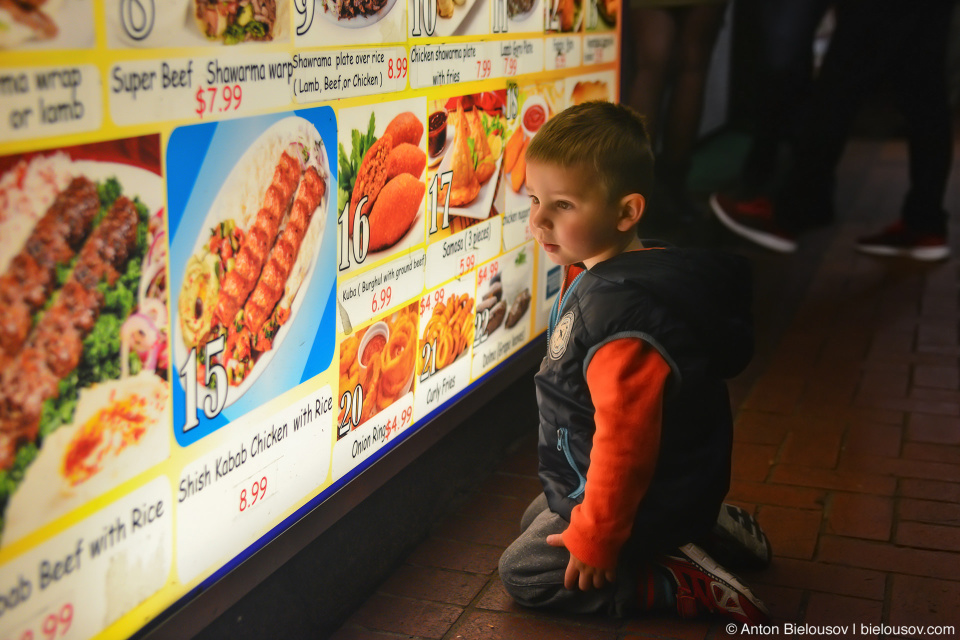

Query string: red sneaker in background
709 193 798 253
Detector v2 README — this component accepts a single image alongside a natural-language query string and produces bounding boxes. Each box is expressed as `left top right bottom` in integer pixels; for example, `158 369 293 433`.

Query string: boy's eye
556 201 572 210
530 196 540 205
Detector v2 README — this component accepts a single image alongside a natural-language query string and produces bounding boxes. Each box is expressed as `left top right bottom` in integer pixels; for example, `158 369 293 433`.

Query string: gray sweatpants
498 493 640 617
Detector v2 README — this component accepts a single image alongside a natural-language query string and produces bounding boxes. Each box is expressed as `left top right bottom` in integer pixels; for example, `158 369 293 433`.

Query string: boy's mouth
541 242 559 253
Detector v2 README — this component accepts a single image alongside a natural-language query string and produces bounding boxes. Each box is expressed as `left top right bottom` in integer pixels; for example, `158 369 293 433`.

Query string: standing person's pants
741 0 832 193
781 0 955 234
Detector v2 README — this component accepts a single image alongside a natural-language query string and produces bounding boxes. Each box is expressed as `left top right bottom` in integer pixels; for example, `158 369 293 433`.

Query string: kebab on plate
0 195 140 470
243 165 325 338
0 177 100 370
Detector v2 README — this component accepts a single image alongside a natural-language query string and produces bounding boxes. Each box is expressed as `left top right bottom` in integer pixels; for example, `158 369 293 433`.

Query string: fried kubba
385 143 426 181
349 133 393 236
367 173 425 252
383 112 424 148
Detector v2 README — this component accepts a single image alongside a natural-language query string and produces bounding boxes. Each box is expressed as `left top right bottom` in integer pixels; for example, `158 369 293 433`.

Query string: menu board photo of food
295 0 405 45
408 0 488 38
106 0 290 48
337 300 418 435
502 82 564 227
546 0 581 32
586 0 615 30
471 242 532 377
412 275 475 417
168 108 337 446
337 98 427 277
418 285 474 377
0 0 94 49
506 0 543 32
568 69 615 105
426 90 506 241
0 136 170 547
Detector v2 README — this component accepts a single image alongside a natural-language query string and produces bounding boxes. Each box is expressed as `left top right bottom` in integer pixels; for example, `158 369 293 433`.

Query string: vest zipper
548 269 586 342
557 428 586 499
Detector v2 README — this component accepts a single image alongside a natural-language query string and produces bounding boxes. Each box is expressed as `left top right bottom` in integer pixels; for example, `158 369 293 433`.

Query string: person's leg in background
628 3 727 228
856 0 955 258
627 6 676 146
709 0 878 251
739 0 831 196
776 0 881 233
655 2 727 211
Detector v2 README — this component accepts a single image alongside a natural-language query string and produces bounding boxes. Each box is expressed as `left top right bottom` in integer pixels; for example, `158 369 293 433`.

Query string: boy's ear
616 193 645 232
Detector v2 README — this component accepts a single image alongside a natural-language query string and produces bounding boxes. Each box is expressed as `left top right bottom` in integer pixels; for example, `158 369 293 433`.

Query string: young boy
498 101 771 624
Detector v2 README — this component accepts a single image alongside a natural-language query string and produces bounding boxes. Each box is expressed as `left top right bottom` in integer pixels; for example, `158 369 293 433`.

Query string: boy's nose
529 206 548 231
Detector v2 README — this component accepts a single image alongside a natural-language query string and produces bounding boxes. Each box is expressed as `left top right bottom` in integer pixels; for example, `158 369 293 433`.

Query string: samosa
469 109 497 184
448 103 481 207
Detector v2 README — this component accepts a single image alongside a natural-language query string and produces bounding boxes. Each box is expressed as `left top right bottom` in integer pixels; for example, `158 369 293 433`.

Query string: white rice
0 152 76 272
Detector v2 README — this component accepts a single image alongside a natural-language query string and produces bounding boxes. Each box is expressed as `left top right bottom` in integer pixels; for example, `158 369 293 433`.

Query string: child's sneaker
856 221 950 261
709 192 798 253
658 543 771 625
702 503 773 571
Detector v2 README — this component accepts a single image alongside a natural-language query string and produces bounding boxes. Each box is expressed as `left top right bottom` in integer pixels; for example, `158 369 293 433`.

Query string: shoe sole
677 543 771 621
709 194 797 253
855 244 951 261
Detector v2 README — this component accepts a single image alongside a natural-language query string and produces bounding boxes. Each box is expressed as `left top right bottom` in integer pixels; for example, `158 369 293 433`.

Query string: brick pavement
330 138 960 640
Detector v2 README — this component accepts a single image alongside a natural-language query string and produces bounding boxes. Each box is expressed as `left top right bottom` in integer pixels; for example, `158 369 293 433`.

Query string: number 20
338 384 364 438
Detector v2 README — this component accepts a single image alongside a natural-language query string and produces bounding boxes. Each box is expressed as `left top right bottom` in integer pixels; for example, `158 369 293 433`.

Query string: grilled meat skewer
243 166 324 335
0 196 140 470
215 152 301 327
0 177 100 368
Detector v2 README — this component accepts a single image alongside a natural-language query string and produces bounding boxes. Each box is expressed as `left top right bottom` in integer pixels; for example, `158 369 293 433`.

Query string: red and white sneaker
709 192 797 253
658 543 771 625
856 221 950 261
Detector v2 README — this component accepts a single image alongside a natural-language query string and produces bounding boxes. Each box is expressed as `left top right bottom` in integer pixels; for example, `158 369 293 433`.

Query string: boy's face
526 159 631 269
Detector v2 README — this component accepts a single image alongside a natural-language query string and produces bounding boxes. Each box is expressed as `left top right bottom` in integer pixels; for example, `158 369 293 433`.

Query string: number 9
295 0 315 35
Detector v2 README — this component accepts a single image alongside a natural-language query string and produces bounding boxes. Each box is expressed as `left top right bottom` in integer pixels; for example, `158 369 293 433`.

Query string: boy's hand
546 534 617 591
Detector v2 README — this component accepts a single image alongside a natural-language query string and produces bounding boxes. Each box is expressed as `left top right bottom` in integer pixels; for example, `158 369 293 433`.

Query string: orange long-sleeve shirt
554 265 672 570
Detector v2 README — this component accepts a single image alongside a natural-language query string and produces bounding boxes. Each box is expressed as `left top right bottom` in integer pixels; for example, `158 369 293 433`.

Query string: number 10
411 0 438 36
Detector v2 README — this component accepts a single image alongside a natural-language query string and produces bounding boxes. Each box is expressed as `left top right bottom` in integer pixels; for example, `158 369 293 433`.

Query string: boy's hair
526 101 654 203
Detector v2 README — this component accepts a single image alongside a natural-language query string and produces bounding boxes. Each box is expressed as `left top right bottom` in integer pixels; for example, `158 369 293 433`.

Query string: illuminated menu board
0 0 617 636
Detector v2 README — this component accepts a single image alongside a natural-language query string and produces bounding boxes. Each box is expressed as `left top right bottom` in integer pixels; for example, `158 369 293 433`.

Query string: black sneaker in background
856 221 950 261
